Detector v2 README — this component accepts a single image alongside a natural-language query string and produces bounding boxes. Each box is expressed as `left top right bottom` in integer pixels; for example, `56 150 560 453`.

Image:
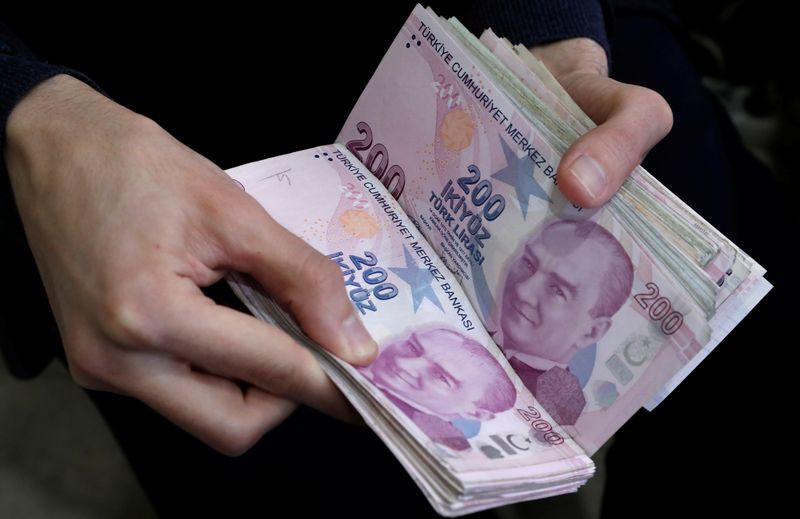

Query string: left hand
530 38 673 208
4 75 377 456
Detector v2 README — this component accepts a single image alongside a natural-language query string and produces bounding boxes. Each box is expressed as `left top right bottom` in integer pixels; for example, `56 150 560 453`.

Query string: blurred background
2 1 796 517
674 0 797 198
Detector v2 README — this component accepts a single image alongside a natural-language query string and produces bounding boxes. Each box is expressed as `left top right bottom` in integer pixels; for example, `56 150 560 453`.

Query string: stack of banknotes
226 4 772 516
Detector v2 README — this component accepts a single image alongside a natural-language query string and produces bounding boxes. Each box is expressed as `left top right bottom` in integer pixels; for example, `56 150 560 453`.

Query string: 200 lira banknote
223 3 771 515
337 4 771 453
227 145 594 516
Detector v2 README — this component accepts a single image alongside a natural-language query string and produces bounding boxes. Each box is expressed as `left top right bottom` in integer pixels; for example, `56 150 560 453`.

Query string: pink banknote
226 145 593 515
338 5 717 454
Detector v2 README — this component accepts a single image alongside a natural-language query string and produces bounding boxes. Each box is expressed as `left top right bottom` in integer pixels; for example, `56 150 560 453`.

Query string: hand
4 75 377 455
530 38 673 208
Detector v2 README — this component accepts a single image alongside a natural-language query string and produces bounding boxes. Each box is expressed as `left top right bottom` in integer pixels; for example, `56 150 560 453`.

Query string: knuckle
259 358 302 397
102 284 166 349
67 357 100 389
63 339 107 390
298 252 344 295
220 203 274 263
594 125 641 169
651 92 674 134
213 418 264 457
285 251 348 318
205 189 247 225
630 86 674 135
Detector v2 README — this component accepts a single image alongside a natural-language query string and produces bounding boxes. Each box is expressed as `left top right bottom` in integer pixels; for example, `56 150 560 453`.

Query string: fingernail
341 312 378 365
568 154 607 202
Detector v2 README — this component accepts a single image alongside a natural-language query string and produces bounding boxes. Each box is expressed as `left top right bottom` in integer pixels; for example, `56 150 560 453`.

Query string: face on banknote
498 219 633 366
361 327 516 422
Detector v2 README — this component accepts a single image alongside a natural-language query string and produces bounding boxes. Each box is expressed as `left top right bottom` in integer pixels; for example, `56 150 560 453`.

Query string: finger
556 73 673 207
159 291 360 423
119 350 299 456
211 198 377 366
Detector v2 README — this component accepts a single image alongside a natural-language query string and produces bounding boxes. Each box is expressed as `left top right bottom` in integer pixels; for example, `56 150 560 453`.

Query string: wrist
5 74 145 187
8 74 117 149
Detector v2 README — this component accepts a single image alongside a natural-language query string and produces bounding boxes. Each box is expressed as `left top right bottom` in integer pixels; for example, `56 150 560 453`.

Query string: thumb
557 73 673 207
217 198 378 366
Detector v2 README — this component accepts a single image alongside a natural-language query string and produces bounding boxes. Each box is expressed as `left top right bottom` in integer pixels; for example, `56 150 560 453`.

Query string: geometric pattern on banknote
389 245 444 313
591 380 619 409
536 366 586 426
491 136 551 218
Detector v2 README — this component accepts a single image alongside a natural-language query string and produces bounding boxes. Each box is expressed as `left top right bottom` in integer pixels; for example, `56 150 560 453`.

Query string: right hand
529 38 673 208
4 75 377 455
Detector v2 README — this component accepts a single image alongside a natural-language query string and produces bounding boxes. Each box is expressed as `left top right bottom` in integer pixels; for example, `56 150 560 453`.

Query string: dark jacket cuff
1 56 97 151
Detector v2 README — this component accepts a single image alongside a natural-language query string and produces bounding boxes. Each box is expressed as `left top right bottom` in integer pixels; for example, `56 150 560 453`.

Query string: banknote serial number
633 282 684 335
345 122 406 199
328 251 399 314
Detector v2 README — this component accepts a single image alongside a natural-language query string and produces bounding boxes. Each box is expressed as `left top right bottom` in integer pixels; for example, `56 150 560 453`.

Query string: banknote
338 4 770 453
220 3 770 514
473 26 772 409
226 145 594 516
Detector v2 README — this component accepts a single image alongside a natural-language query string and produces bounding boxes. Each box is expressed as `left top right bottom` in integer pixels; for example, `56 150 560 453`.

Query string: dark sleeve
1 22 97 151
1 21 94 378
454 0 613 61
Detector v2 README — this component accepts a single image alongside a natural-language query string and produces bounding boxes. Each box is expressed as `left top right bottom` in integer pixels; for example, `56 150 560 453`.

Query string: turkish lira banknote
223 3 770 515
338 4 770 453
227 145 593 516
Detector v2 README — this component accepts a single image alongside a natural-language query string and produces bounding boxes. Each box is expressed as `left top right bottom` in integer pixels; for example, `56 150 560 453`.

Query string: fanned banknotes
225 4 771 516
